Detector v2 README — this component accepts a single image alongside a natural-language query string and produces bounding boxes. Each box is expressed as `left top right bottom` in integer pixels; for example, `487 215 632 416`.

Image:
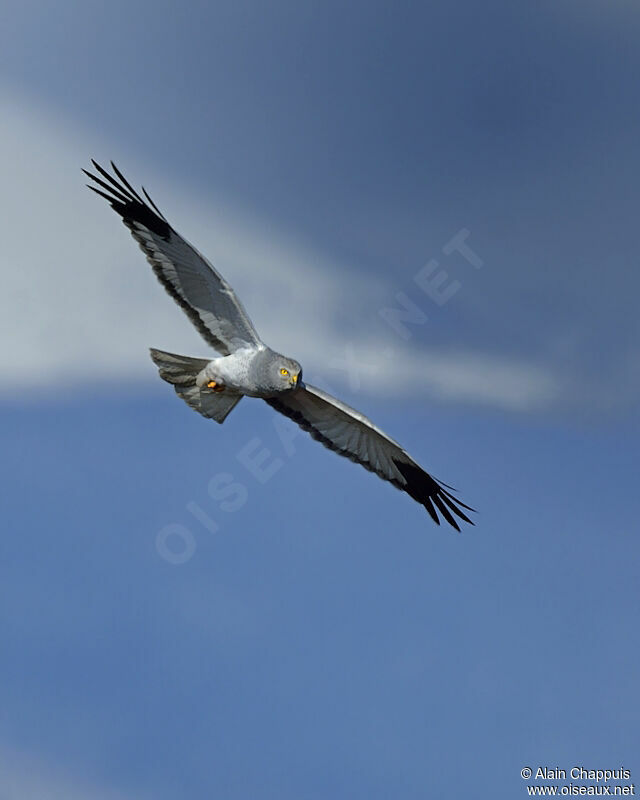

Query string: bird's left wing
266 384 474 530
84 161 262 356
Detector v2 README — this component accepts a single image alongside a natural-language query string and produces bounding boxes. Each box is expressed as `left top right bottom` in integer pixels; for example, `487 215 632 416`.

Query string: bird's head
274 356 302 391
250 348 303 394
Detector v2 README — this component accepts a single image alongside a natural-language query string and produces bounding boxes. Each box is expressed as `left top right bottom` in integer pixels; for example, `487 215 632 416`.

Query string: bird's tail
149 348 210 386
149 348 242 424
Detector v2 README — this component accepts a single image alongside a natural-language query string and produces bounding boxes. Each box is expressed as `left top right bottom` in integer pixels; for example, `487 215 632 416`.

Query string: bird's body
85 161 474 530
196 347 259 393
195 346 300 397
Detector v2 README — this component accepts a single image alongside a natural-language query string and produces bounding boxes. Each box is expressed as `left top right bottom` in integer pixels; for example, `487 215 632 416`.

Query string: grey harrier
84 161 474 530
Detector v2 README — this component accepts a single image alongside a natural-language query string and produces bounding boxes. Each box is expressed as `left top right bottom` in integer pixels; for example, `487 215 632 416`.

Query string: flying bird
84 161 474 530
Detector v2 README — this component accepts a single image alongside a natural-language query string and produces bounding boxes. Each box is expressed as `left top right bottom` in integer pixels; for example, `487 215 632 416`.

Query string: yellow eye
280 368 289 376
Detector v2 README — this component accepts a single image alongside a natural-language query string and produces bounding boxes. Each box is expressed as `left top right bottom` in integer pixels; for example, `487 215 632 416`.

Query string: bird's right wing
266 384 474 530
84 161 262 356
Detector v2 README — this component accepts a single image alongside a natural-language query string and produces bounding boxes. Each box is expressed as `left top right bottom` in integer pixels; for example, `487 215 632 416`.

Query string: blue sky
1 1 639 797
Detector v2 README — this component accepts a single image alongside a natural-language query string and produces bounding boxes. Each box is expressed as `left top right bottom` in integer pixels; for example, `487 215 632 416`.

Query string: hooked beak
290 373 299 387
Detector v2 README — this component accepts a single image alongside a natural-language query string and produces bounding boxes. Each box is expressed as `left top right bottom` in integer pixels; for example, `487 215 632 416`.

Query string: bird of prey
84 161 474 530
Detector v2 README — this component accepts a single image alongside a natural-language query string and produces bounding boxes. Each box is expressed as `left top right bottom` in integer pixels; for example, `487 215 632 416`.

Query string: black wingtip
84 160 172 240
433 495 461 532
393 459 475 531
423 496 441 526
110 160 145 204
142 185 168 221
86 184 119 204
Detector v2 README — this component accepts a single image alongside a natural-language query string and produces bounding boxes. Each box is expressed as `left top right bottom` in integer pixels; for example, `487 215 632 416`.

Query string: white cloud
0 85 560 413
338 344 558 411
0 745 144 800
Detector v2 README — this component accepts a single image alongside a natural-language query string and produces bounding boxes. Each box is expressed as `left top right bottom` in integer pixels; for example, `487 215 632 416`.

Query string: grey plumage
149 348 210 386
266 385 473 529
245 349 303 397
86 162 474 530
85 160 260 356
149 348 243 423
177 384 243 424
